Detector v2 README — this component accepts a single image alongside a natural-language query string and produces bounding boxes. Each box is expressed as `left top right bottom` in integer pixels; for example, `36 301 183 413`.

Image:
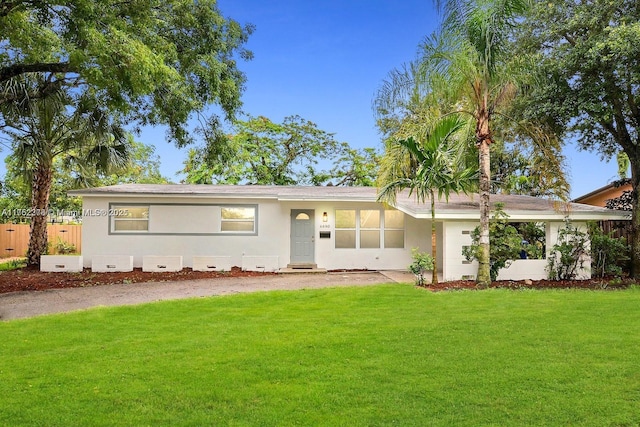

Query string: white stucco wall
79 195 592 279
442 220 592 281
80 197 429 271
81 197 284 269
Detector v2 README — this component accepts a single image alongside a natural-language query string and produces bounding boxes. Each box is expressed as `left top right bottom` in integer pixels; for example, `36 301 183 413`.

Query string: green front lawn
1 285 639 426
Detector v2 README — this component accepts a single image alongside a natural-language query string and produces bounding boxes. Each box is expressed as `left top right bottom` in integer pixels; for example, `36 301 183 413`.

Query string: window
335 209 356 248
221 206 256 233
111 206 149 232
360 210 380 248
335 209 405 249
384 210 405 248
512 222 546 259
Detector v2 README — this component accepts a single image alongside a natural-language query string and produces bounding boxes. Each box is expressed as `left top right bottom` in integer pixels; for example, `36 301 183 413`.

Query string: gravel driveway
0 271 412 321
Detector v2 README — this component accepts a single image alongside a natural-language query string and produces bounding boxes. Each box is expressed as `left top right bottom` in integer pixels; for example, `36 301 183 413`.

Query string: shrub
546 219 589 280
462 203 526 281
588 222 629 278
0 258 26 271
408 248 434 286
52 238 77 255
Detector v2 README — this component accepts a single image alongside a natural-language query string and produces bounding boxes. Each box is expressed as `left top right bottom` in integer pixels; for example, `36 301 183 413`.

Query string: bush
51 238 77 255
408 248 434 286
546 219 589 280
588 222 629 278
462 203 527 281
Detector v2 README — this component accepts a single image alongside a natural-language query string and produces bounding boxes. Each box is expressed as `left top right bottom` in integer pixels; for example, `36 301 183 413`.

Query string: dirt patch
0 266 274 294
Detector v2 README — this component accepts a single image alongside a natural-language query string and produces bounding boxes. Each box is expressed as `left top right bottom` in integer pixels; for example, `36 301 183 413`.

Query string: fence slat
0 224 82 258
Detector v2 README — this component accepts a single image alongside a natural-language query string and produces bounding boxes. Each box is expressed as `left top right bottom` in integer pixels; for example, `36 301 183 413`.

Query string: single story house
69 184 629 281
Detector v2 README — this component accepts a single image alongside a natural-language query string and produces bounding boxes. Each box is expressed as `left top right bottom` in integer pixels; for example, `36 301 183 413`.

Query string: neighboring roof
572 181 632 206
70 184 630 221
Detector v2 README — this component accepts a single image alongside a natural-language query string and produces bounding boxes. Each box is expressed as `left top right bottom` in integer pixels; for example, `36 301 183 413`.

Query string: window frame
383 209 405 249
219 205 257 234
107 203 259 236
109 204 150 233
335 208 405 249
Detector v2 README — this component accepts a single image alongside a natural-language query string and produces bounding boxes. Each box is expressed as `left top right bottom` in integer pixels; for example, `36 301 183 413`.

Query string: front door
290 209 315 265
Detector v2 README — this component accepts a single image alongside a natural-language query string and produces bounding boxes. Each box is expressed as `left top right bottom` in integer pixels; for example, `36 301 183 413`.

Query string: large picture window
111 206 149 232
335 209 404 249
220 206 256 233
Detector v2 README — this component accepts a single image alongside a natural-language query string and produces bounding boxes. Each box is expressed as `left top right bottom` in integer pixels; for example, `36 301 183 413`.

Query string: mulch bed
0 265 634 294
0 266 275 294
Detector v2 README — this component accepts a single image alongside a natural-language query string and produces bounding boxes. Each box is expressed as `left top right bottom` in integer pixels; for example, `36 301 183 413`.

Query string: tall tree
0 137 170 223
516 0 640 276
417 0 533 287
181 115 343 185
373 59 567 199
378 115 476 285
0 77 129 265
0 0 253 146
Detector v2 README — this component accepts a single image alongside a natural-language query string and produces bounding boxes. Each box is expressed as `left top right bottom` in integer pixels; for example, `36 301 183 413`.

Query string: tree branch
0 62 74 83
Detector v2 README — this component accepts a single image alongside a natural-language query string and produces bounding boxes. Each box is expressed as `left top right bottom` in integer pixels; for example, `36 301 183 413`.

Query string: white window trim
335 209 405 249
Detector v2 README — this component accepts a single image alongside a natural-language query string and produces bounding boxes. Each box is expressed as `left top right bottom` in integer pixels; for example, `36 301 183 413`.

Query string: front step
281 263 327 274
286 263 317 270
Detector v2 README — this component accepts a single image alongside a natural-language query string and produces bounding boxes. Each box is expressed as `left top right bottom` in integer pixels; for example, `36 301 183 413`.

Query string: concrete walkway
0 270 415 321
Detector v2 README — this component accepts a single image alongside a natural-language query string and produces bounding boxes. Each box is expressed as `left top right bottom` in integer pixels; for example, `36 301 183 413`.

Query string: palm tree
378 115 476 285
420 0 533 287
1 76 130 265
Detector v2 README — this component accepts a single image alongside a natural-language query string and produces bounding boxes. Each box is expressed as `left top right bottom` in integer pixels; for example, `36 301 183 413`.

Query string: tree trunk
476 114 492 288
630 155 640 278
27 164 53 266
431 190 438 285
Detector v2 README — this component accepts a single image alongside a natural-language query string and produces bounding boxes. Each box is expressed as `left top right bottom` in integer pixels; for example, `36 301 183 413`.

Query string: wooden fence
0 224 82 258
598 220 633 246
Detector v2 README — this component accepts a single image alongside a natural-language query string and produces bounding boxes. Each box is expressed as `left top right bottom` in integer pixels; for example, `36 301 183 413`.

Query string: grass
1 285 639 426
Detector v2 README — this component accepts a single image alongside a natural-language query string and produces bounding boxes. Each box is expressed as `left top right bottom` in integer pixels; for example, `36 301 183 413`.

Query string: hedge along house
69 184 629 280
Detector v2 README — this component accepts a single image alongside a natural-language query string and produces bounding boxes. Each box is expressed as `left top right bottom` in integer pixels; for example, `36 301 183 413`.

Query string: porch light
322 212 328 222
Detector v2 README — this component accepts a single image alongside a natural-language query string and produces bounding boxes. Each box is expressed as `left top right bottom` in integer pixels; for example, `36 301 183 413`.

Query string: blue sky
6 0 619 199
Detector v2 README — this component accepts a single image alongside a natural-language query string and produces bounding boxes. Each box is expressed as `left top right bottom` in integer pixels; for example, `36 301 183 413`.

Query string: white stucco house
69 184 629 280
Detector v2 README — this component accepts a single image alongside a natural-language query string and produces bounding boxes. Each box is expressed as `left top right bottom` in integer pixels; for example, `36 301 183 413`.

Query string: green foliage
317 145 380 187
517 0 640 160
181 115 373 186
0 258 26 271
516 221 546 260
588 222 630 278
0 137 169 224
489 140 568 199
408 248 435 286
377 116 476 285
463 203 528 281
546 220 590 280
0 0 254 147
51 238 77 255
515 0 640 274
0 77 131 264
